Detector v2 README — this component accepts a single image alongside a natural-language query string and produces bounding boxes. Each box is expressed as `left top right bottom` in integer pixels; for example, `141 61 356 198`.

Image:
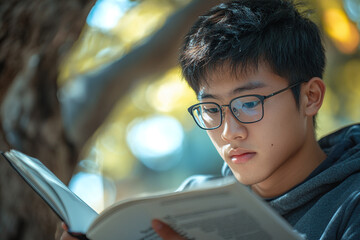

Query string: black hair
180 0 325 108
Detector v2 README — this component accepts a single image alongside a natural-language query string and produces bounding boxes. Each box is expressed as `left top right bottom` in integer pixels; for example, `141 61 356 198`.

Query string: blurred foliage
59 0 189 85
59 0 360 205
90 67 197 179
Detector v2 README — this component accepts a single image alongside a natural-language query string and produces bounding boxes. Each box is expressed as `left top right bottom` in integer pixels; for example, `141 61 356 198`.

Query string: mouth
229 151 256 164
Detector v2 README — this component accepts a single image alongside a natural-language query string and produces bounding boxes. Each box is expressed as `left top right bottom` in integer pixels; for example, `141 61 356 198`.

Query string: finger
61 222 68 231
60 231 78 240
151 219 186 240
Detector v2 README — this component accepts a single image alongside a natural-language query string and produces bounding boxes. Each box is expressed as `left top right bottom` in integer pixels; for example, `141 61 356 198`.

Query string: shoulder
313 173 360 239
322 190 360 239
176 175 223 192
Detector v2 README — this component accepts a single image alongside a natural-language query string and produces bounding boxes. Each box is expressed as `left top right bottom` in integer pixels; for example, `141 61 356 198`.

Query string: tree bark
0 0 222 239
0 1 95 239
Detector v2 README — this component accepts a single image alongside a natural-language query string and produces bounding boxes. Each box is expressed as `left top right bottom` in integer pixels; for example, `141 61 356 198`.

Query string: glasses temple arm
264 81 303 100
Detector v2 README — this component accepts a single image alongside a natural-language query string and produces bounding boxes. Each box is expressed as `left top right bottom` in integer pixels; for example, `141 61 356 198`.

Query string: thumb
151 219 186 240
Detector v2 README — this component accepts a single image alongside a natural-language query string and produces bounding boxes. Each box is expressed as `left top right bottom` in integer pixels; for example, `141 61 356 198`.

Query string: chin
232 170 269 186
233 173 256 186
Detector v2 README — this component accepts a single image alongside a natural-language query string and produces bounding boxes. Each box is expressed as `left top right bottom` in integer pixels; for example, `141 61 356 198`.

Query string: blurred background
58 0 360 213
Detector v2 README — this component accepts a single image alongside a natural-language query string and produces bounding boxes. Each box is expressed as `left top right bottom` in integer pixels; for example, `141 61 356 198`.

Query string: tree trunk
0 1 94 239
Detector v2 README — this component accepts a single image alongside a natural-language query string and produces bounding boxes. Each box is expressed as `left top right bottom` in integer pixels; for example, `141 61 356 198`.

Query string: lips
229 149 256 164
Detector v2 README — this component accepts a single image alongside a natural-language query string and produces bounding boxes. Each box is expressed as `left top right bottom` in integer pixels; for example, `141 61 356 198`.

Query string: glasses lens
192 103 221 129
231 96 263 123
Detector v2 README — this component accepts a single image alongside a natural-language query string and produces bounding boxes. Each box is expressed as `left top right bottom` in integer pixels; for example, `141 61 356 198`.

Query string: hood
268 123 360 215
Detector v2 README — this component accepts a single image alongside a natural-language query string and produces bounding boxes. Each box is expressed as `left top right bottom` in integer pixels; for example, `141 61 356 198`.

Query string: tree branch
61 0 223 149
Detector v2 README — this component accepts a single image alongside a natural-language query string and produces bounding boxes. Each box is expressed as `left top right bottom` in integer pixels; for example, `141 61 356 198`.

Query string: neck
251 130 327 199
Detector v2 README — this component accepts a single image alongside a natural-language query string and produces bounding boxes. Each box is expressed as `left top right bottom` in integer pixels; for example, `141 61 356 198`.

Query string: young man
62 0 360 239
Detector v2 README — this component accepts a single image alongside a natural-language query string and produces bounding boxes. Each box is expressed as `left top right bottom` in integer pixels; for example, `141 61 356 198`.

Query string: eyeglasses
188 81 303 130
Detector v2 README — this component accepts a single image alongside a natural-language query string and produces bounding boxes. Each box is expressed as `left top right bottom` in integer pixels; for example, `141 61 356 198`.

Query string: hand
61 220 185 240
151 219 187 240
60 223 86 240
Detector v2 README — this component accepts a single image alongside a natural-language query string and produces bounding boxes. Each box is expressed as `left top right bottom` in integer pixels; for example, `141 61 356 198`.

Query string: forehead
197 63 286 99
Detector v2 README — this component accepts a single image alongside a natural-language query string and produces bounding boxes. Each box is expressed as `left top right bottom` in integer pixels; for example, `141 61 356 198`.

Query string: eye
203 107 220 114
242 100 261 109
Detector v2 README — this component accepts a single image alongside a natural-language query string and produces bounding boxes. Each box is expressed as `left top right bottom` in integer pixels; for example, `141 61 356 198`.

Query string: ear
302 77 326 117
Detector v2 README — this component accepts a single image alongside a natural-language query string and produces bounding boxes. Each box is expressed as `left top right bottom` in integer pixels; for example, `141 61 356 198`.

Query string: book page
2 150 98 233
87 177 303 240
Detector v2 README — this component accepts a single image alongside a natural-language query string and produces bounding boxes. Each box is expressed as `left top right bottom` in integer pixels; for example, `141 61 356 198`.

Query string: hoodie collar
268 123 360 215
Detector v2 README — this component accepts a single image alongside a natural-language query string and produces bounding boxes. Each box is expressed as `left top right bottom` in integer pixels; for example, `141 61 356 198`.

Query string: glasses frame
188 81 304 130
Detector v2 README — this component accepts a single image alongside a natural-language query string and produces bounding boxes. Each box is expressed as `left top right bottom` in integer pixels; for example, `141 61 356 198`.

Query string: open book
1 149 304 240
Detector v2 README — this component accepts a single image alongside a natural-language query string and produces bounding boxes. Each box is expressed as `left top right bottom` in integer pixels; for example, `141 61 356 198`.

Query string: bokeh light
146 68 195 113
323 8 359 53
69 170 117 212
87 0 136 30
344 0 360 24
126 115 184 171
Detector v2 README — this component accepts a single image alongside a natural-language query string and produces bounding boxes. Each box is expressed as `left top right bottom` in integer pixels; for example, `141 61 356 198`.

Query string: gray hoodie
180 123 360 239
268 124 360 239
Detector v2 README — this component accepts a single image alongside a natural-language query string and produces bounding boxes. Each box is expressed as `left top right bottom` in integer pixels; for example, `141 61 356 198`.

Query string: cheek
264 98 304 133
259 112 306 158
206 130 225 155
255 106 304 150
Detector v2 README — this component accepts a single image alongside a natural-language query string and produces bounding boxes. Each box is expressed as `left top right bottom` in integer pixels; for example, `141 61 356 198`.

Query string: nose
221 107 248 141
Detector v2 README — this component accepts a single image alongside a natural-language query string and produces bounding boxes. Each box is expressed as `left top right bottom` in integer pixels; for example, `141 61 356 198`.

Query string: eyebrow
197 81 267 100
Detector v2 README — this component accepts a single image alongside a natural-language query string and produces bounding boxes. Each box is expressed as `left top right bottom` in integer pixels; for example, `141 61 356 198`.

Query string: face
198 64 310 195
